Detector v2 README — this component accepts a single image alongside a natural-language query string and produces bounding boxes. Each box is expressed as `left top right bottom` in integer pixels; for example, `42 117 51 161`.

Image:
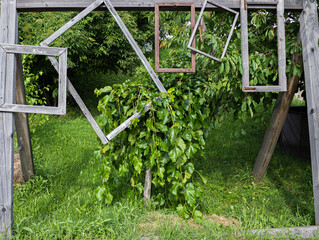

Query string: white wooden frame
187 0 239 62
241 0 287 92
41 0 166 144
0 44 67 115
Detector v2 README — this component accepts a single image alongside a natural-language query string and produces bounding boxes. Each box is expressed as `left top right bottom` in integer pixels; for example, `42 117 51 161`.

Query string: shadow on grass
196 112 314 228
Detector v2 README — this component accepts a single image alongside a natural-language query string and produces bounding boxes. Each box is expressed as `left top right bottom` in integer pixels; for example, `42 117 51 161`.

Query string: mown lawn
8 106 316 239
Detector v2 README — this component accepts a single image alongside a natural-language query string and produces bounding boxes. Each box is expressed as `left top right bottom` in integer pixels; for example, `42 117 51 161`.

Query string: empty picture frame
155 2 196 73
187 0 239 62
0 44 67 115
241 0 286 92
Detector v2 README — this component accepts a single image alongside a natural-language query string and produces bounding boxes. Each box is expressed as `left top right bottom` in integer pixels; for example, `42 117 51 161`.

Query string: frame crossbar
187 0 239 62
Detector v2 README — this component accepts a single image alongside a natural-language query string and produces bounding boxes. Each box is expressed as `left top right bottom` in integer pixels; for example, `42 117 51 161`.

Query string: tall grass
7 105 317 239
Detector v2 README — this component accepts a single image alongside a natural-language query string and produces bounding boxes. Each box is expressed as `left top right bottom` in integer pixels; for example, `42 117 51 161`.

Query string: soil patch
139 212 240 235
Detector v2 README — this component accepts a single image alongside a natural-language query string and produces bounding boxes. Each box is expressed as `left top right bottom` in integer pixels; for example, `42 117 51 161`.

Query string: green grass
8 107 317 239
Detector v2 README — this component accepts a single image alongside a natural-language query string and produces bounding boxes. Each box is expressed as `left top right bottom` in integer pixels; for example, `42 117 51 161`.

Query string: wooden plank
15 50 35 182
0 0 18 237
16 0 303 12
300 0 319 225
243 226 319 238
0 104 65 115
1 44 65 56
252 52 302 180
276 0 287 91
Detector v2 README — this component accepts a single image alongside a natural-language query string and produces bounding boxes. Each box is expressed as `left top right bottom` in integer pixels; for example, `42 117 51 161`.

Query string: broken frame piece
241 0 286 92
41 0 166 144
187 0 239 63
0 44 67 115
155 2 196 73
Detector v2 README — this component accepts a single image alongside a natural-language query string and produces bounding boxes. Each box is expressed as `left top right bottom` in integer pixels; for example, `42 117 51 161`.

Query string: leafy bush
94 67 215 219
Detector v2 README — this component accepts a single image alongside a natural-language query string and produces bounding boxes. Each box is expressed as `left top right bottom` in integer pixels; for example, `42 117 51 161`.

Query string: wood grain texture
16 0 303 12
0 0 17 237
300 0 319 225
15 51 35 182
143 168 152 207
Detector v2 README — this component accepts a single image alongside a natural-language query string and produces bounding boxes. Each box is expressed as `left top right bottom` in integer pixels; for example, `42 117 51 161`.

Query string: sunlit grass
8 106 316 239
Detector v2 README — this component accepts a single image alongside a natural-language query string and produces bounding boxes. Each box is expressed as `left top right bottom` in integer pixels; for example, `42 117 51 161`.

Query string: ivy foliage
94 9 303 218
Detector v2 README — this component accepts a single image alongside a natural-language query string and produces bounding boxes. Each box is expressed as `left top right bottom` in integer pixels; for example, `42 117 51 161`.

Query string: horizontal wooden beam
16 0 303 12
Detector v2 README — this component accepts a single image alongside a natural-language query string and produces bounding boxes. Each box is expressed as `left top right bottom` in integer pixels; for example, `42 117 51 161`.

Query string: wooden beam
16 0 303 12
0 0 18 237
243 226 319 238
252 52 303 180
300 0 319 225
15 52 35 182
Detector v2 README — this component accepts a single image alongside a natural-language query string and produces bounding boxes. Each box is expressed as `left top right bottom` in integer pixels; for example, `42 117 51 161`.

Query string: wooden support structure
0 0 18 237
300 0 319 225
1 0 319 236
15 52 35 182
15 0 303 12
252 52 303 180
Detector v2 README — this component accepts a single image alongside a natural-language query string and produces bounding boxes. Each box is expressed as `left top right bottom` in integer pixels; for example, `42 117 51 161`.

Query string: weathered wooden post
15 52 35 182
300 0 319 225
0 0 18 237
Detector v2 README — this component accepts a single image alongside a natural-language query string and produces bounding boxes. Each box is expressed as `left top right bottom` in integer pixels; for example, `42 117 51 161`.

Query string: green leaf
185 162 194 174
169 146 183 162
185 183 196 207
182 99 190 111
146 119 153 131
96 186 105 202
193 210 203 220
182 129 192 142
176 138 186 152
185 144 198 158
105 192 113 204
158 167 165 179
168 127 179 145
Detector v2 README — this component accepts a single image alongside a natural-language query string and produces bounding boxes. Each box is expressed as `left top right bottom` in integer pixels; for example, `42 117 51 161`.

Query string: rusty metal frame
155 2 196 73
187 0 239 63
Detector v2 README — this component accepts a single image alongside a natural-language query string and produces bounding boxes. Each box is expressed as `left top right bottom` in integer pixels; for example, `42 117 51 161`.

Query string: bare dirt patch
138 212 240 235
14 152 24 185
205 214 240 227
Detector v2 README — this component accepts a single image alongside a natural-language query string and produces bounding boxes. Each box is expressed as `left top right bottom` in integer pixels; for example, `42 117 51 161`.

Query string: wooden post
15 52 35 182
143 168 152 207
300 0 319 225
0 0 18 237
252 52 303 180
